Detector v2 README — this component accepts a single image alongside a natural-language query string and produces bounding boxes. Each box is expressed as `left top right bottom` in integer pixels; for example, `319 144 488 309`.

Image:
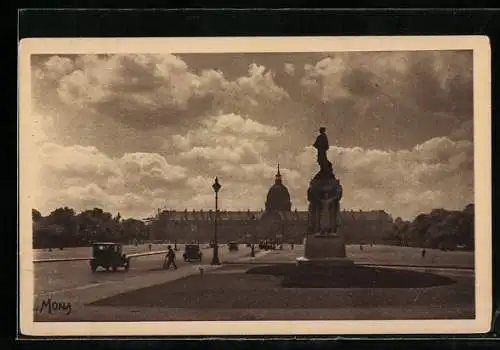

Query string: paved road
33 243 473 296
34 244 254 296
34 243 185 261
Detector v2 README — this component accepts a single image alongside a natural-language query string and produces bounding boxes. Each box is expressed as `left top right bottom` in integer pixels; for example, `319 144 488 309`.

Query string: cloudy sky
30 50 474 220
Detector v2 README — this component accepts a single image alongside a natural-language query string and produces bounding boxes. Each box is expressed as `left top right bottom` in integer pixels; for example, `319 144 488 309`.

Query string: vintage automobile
228 241 239 251
90 242 130 272
183 243 203 262
259 239 276 250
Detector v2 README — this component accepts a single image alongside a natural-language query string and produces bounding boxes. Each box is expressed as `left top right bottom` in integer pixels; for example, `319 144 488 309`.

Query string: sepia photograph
18 36 491 336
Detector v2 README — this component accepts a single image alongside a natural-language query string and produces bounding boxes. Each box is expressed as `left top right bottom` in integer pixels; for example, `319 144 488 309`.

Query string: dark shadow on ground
246 263 456 288
88 264 473 310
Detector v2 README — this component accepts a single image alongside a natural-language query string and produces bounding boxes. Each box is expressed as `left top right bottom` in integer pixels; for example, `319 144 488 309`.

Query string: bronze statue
313 127 329 170
307 126 342 235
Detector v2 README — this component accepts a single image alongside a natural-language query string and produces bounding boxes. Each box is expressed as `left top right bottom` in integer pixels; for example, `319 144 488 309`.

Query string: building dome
265 162 292 212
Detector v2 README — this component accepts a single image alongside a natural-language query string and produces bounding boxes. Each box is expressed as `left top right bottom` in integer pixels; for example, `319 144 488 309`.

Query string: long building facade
147 164 394 244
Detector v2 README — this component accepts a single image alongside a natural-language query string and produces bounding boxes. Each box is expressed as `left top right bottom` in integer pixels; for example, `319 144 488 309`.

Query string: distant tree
459 204 474 249
46 207 75 225
403 205 475 250
410 213 432 245
74 207 121 243
44 207 76 247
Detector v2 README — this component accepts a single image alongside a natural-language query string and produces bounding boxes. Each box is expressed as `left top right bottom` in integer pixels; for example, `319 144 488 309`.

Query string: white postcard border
18 36 492 336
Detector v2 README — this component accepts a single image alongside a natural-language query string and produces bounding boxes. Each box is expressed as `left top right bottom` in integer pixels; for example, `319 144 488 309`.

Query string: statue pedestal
296 233 354 267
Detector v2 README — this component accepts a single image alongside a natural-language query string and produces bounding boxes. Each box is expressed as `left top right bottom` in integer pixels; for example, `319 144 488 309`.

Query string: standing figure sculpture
297 127 352 265
313 127 329 169
307 126 342 235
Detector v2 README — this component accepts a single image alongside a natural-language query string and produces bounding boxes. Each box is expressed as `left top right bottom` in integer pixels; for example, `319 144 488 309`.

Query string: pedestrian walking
163 245 178 270
421 248 426 259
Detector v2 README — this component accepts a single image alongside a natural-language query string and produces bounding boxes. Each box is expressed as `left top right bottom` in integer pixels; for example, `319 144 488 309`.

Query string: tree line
32 207 148 249
384 203 474 250
32 203 475 250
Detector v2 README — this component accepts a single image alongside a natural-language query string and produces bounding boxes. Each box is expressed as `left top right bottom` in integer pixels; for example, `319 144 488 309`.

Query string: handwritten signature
36 298 72 315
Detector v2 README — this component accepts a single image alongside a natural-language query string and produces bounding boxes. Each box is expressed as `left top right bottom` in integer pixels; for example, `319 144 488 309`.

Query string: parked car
90 242 130 272
259 239 276 250
228 241 239 251
183 243 203 262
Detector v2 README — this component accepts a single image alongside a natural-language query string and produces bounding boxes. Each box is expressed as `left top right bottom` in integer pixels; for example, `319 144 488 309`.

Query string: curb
126 250 168 258
33 257 91 263
33 250 169 263
218 260 474 271
357 263 474 271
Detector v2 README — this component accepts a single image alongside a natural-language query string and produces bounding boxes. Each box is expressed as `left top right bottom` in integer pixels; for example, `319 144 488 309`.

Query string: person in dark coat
164 245 178 270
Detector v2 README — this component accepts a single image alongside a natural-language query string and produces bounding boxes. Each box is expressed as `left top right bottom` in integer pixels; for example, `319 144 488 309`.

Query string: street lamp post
211 177 221 265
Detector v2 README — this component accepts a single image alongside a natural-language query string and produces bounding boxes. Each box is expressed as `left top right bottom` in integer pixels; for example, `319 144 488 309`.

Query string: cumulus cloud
32 54 289 129
35 142 188 218
298 51 473 149
302 56 351 101
33 132 474 220
163 114 291 211
294 136 473 219
33 112 290 217
171 113 281 167
29 51 475 220
207 113 281 136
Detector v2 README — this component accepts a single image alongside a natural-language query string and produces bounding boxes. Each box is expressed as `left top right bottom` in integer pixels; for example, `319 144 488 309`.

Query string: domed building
265 163 291 212
259 163 292 241
145 161 395 245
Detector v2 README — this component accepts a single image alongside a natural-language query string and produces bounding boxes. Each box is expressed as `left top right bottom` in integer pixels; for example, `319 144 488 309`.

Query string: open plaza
33 243 474 322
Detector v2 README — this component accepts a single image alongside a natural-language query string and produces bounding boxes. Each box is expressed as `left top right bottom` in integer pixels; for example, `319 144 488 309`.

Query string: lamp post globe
211 177 221 265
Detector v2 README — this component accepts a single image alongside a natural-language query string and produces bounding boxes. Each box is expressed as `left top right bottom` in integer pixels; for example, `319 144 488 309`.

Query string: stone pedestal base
296 233 354 266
